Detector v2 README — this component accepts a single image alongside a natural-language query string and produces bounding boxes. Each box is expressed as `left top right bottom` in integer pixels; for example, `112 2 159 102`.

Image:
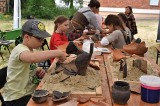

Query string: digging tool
47 58 59 74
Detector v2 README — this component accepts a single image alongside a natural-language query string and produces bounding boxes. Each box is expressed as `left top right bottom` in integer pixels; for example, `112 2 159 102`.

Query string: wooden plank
97 55 113 105
103 53 160 106
96 86 102 96
71 91 96 97
155 46 160 51
144 53 160 76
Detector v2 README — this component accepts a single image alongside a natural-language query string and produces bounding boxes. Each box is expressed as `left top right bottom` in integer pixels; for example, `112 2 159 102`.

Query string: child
100 14 126 49
118 13 132 42
2 19 66 106
50 15 69 63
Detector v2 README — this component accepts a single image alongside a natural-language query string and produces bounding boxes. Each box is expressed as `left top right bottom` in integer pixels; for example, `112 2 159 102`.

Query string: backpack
121 30 131 45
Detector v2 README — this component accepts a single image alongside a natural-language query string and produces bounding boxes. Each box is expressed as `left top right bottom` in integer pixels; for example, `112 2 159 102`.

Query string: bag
121 30 131 45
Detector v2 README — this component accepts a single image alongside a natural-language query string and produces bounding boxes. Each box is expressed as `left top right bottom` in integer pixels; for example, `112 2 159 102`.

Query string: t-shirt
50 32 68 62
78 7 102 31
2 44 37 101
101 30 126 49
50 32 68 50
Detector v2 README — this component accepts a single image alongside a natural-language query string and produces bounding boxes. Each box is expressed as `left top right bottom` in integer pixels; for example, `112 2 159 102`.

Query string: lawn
0 16 160 69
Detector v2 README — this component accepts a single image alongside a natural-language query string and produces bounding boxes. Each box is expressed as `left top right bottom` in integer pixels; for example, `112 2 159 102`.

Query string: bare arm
20 50 66 63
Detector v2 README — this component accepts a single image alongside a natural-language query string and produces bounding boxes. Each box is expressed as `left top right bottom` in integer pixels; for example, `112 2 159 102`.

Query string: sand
109 55 158 82
42 64 101 94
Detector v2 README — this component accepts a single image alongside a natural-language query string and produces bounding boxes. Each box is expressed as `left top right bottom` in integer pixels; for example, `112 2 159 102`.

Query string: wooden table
27 54 112 106
103 53 160 106
27 45 160 106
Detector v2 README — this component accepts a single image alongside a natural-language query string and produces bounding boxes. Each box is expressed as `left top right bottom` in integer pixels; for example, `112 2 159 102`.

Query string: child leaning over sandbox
1 19 66 106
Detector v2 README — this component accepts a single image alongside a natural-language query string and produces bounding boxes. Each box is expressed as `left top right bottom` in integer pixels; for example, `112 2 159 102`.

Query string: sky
55 0 83 7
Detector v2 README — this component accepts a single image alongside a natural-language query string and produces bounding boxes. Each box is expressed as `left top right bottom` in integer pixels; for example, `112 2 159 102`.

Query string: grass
135 19 159 61
0 17 160 69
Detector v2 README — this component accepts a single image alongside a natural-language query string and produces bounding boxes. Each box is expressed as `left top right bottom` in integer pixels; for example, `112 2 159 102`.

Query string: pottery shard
133 59 147 73
113 49 125 61
123 42 148 56
75 52 90 75
89 61 100 70
77 96 90 104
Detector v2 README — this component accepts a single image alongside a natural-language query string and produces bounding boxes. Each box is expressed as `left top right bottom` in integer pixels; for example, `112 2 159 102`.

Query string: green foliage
22 0 55 19
0 14 12 20
52 7 77 19
22 0 78 19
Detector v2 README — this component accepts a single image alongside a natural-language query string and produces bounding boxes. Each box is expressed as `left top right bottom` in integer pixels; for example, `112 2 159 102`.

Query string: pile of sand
42 66 101 94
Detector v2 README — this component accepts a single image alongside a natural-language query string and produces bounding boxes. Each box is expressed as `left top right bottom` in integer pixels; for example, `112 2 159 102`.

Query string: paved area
100 11 159 20
99 7 160 20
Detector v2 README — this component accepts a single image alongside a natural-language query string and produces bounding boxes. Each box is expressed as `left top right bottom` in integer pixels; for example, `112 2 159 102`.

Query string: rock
112 49 125 61
133 59 147 73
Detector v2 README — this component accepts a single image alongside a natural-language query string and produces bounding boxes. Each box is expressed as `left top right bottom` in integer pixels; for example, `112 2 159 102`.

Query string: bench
0 29 21 60
155 46 160 64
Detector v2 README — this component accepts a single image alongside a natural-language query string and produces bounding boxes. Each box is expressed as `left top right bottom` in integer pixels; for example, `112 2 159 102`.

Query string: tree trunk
69 0 73 8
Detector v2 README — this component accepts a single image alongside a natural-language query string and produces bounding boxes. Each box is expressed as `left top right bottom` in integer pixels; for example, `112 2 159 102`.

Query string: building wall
0 0 7 13
99 0 160 9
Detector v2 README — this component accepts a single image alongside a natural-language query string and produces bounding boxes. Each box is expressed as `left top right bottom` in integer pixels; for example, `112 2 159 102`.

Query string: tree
53 0 56 7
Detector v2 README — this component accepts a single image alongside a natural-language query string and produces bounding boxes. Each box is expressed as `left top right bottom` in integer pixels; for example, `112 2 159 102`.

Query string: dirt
109 55 158 82
42 63 101 94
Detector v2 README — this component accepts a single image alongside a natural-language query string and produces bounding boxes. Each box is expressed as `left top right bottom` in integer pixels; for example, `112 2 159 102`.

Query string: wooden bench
155 46 160 64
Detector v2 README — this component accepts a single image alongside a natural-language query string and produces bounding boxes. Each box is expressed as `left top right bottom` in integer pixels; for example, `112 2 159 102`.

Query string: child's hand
36 67 46 79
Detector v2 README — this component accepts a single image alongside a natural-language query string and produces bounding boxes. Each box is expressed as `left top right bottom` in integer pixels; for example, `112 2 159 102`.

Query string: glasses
32 36 44 42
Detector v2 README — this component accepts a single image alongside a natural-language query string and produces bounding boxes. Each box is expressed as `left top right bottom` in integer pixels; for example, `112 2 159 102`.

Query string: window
150 0 159 6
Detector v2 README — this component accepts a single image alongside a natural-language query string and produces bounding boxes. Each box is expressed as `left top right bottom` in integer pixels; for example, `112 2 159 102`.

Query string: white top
100 30 126 49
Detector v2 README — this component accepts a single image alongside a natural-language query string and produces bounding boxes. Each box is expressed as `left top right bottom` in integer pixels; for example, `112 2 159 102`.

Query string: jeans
5 95 31 106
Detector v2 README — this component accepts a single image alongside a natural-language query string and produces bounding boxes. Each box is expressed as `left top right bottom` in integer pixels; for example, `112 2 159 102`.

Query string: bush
22 0 78 19
0 14 12 20
51 7 78 19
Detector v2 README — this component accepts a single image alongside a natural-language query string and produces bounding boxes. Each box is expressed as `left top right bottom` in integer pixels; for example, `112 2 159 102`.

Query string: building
83 0 160 14
0 0 7 13
99 0 160 9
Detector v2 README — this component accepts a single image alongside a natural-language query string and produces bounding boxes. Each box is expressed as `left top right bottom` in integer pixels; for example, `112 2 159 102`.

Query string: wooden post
156 11 160 42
